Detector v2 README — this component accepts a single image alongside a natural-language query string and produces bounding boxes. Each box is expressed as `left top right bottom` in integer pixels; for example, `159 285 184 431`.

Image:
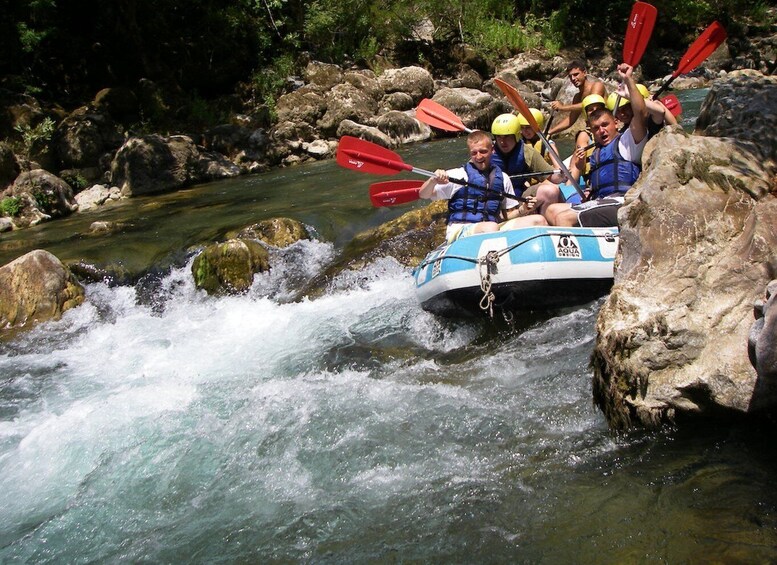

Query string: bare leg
534 181 564 214
472 221 500 234
545 203 580 226
499 214 548 231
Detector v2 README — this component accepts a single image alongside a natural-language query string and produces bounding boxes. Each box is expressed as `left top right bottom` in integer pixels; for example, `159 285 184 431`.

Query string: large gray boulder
10 169 78 223
0 249 85 332
377 66 434 104
318 83 379 137
696 70 777 165
431 87 510 132
376 111 431 144
275 86 327 125
56 106 124 168
110 134 240 197
336 120 394 148
592 118 777 429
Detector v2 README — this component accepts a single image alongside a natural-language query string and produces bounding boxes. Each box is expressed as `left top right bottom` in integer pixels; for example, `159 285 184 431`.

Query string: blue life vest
447 162 505 224
490 141 527 176
589 133 641 198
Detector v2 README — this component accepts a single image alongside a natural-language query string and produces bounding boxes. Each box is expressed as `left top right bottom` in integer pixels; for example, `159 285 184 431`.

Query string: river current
2 89 777 562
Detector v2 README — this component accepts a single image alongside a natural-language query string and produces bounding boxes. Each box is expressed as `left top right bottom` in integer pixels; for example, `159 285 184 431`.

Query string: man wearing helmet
606 84 677 138
572 94 608 196
548 60 607 137
543 63 647 228
419 130 547 242
490 112 568 214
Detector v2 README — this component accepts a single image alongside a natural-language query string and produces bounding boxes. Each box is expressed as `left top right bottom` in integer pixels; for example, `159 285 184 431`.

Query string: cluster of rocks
3 35 756 233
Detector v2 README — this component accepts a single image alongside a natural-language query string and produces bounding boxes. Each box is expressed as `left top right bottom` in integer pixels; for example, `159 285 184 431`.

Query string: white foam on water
0 243 615 561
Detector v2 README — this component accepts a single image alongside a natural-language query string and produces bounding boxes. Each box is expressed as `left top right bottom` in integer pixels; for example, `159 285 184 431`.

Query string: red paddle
623 2 658 67
337 135 497 196
654 21 727 97
369 180 424 207
659 94 682 117
416 99 474 133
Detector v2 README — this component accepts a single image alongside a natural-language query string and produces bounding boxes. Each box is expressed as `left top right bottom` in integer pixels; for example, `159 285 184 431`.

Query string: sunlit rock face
592 71 777 430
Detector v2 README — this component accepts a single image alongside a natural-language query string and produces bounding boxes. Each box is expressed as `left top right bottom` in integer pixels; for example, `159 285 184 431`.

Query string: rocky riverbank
1 33 772 233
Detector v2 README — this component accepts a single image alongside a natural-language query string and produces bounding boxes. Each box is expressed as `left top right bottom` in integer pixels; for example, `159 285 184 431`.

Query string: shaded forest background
0 0 772 131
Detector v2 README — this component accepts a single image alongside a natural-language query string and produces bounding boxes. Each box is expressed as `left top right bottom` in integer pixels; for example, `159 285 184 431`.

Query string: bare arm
547 110 581 136
620 64 648 144
419 169 448 199
646 99 677 126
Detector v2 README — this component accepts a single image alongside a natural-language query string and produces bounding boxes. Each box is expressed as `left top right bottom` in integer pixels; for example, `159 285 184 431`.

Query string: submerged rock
0 249 85 333
230 217 311 248
191 239 270 295
299 200 447 299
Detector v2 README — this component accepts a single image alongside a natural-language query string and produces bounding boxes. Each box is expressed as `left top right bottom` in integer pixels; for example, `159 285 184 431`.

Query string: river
2 89 777 563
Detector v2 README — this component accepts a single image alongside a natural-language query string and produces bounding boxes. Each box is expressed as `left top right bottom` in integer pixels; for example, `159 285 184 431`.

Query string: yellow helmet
636 83 651 99
581 94 606 118
516 108 545 130
606 91 630 111
491 113 521 137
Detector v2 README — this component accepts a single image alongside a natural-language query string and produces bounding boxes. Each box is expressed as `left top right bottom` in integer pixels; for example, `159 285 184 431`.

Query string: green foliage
251 54 297 119
16 22 47 54
31 188 53 210
13 117 55 158
60 171 89 192
465 13 562 60
0 197 22 217
0 0 770 129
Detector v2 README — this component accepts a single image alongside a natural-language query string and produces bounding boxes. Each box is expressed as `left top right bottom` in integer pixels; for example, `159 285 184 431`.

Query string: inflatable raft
413 226 618 317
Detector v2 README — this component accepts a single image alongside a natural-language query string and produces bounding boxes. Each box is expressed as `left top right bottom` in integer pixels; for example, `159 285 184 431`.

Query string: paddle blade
660 94 682 117
623 2 658 67
493 78 540 132
369 180 424 207
416 99 469 132
336 136 408 176
674 21 727 77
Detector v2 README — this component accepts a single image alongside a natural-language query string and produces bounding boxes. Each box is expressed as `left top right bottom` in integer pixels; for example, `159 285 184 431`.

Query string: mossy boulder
298 200 447 299
191 239 270 295
230 217 311 248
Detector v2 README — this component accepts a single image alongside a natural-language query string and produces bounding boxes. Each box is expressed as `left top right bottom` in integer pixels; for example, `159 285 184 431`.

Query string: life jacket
588 133 641 198
447 162 505 224
490 140 527 176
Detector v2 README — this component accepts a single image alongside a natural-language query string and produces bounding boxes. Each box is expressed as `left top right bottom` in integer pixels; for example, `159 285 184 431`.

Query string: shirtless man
547 60 607 137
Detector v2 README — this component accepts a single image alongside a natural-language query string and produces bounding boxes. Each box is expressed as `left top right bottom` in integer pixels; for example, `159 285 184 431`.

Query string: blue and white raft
413 226 619 317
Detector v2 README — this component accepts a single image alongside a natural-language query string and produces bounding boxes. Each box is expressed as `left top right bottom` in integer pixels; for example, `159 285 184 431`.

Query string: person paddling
543 62 647 228
490 113 568 215
419 130 546 242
